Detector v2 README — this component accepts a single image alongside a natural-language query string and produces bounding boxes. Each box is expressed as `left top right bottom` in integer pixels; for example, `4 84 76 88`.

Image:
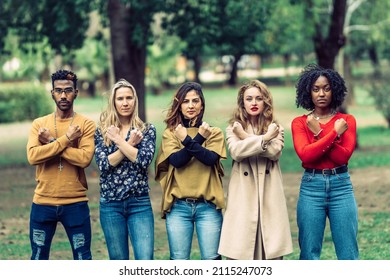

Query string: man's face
51 80 78 112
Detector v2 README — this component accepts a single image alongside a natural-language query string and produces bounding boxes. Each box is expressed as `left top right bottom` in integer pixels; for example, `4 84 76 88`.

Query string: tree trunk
228 54 241 86
313 0 347 70
368 46 381 77
283 53 292 86
193 55 202 84
108 0 147 121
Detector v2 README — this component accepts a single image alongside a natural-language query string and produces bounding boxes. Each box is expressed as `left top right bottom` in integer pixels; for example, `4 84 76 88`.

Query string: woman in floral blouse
94 79 156 260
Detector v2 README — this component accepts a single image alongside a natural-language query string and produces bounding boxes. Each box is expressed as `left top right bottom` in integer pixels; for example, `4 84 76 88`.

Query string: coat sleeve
226 125 284 162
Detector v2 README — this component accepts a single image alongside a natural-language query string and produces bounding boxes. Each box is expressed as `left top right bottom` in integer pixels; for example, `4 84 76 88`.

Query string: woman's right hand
306 114 321 135
232 121 249 140
174 124 188 142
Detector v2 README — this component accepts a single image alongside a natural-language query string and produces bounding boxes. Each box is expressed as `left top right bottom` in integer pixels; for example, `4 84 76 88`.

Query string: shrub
0 83 52 123
369 76 390 128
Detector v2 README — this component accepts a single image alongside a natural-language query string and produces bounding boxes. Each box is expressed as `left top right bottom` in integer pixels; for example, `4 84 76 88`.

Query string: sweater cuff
181 135 192 146
193 133 206 144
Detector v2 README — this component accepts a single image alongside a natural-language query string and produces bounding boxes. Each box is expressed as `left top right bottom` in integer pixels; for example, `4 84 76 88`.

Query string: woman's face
311 75 332 109
180 90 203 120
114 87 135 117
243 87 265 119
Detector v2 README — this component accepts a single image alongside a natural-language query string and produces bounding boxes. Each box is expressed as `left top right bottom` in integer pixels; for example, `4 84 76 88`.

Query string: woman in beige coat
218 80 293 260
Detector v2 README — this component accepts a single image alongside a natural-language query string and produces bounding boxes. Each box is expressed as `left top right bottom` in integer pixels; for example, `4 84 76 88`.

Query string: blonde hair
229 80 274 135
98 79 146 146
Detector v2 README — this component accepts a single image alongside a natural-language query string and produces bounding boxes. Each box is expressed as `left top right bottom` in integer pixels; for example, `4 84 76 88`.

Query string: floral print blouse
94 124 156 201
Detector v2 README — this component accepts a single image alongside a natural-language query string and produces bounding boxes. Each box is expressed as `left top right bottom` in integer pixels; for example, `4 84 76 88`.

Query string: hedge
0 83 53 123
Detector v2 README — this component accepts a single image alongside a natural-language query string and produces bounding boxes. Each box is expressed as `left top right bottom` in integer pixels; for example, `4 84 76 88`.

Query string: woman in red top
291 64 359 260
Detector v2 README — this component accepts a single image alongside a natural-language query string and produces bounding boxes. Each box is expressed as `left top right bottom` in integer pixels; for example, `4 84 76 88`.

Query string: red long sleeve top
291 112 356 169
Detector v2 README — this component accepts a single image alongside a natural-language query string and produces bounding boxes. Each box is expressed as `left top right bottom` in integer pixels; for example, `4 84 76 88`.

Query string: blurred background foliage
0 0 390 125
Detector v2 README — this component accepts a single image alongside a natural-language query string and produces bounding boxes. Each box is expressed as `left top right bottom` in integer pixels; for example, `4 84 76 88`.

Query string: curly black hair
51 69 78 89
295 64 347 111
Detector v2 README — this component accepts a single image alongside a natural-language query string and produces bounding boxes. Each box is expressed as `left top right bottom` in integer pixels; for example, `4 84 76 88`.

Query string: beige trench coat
218 124 293 259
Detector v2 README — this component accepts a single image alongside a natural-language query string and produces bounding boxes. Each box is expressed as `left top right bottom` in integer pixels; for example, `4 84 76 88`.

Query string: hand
105 125 121 144
38 127 54 144
174 124 187 142
334 118 348 136
306 114 322 135
263 123 279 142
232 121 249 140
128 128 143 146
198 122 212 139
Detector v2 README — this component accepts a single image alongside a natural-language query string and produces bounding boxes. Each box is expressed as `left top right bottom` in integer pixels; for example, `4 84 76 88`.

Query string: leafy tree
299 0 348 69
161 0 222 84
101 0 164 120
348 0 390 74
0 0 93 55
146 33 184 95
0 0 95 83
264 0 312 82
217 0 275 85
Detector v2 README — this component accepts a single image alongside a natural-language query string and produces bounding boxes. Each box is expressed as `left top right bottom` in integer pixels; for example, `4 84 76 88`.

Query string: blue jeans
297 171 359 260
166 199 223 260
99 194 154 260
29 201 92 260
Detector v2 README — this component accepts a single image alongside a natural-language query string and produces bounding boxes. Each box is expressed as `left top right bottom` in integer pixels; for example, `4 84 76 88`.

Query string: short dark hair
295 64 347 110
51 69 78 89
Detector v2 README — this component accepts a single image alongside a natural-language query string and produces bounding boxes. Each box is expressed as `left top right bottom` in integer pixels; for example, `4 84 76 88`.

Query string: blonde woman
94 79 156 260
218 80 293 260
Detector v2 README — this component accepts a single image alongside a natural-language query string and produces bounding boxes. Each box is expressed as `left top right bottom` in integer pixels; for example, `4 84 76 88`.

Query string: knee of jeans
73 233 86 250
73 233 92 260
32 229 46 246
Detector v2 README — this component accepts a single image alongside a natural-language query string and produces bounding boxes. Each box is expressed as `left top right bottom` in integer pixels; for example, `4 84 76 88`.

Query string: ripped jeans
29 202 92 260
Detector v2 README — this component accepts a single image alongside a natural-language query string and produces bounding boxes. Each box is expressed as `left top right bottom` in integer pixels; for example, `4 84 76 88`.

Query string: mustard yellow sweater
155 127 227 218
26 112 96 205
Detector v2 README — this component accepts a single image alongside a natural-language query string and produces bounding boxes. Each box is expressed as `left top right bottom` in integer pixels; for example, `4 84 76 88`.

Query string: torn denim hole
32 229 46 246
73 233 85 250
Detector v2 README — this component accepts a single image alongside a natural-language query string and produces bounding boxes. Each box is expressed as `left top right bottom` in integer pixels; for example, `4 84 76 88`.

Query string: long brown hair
229 80 274 135
164 82 205 130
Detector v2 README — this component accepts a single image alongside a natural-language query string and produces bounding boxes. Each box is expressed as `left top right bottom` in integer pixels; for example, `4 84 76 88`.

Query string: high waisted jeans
297 171 359 260
29 201 92 260
99 194 154 260
166 199 223 260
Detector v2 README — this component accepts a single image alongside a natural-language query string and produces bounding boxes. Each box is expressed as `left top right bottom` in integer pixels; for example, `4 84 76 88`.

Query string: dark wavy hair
51 69 78 89
164 82 205 130
295 64 347 111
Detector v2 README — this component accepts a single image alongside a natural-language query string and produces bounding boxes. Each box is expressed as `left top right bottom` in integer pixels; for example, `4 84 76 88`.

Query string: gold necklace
54 112 75 171
312 110 336 121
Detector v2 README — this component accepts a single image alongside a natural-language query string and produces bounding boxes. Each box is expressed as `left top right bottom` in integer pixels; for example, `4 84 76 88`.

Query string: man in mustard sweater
26 69 96 260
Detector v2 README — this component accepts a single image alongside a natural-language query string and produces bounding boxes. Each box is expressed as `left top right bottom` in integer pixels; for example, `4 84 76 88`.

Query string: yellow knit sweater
26 112 96 205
